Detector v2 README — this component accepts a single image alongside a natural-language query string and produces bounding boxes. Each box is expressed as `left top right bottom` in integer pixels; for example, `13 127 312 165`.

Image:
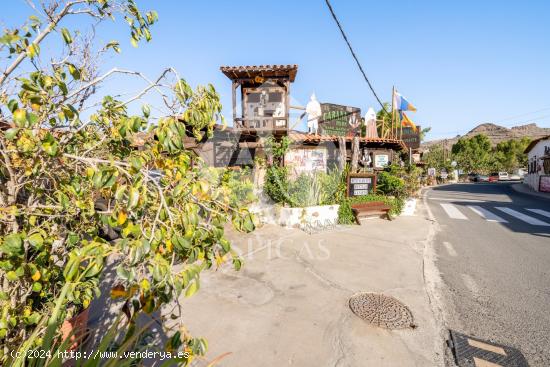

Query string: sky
3 0 550 140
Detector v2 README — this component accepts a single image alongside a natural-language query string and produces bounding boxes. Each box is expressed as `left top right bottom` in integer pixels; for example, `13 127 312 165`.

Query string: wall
525 139 550 191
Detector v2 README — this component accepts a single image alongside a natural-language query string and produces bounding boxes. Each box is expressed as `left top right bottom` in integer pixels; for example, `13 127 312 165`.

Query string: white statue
305 93 322 135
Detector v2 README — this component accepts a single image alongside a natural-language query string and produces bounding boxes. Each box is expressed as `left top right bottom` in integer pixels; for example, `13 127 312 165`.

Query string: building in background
524 136 550 192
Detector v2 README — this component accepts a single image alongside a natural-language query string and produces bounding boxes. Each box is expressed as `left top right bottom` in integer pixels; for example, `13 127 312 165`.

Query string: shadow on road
431 183 550 239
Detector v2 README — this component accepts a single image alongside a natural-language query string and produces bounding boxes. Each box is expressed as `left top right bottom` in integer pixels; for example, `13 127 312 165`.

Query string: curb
509 183 550 202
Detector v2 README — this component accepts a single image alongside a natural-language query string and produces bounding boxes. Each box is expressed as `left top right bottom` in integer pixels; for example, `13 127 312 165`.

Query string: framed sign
284 147 327 177
374 154 389 169
540 175 550 193
401 125 421 149
318 103 361 137
347 173 377 197
427 167 436 177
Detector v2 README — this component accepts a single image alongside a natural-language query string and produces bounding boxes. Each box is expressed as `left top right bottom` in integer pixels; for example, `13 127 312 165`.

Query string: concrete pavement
425 182 550 366
165 213 446 366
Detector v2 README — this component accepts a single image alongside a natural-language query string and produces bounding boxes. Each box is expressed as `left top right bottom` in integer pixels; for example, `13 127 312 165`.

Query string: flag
401 112 418 132
393 89 417 112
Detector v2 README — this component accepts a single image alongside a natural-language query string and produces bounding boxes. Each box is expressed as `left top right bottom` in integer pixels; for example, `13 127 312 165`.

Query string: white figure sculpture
305 93 322 135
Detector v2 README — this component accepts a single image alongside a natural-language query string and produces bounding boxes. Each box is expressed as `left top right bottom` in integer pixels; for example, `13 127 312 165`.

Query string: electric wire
324 0 389 113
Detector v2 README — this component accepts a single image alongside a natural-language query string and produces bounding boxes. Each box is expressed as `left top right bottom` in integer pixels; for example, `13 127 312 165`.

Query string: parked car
509 173 522 181
498 172 510 181
488 173 499 182
473 174 489 182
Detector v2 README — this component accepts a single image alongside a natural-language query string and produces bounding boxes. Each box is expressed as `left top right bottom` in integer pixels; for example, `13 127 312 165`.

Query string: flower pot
60 307 90 351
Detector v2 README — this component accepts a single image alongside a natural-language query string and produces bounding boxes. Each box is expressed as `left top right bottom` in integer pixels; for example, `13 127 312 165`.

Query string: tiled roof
287 132 407 150
220 64 298 82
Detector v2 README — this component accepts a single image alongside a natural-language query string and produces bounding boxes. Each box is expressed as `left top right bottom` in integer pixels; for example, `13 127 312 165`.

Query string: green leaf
116 265 131 281
185 279 199 298
26 43 40 58
105 40 121 53
7 99 18 113
130 37 138 48
32 282 42 292
61 28 73 44
6 271 18 281
5 128 20 141
0 233 24 257
127 187 140 209
142 104 150 118
28 233 44 248
67 63 81 80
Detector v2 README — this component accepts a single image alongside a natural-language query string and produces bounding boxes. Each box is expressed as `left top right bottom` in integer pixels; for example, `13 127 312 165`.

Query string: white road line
526 208 550 219
495 207 550 226
461 273 480 295
440 203 468 220
443 241 457 257
467 205 508 223
429 197 485 203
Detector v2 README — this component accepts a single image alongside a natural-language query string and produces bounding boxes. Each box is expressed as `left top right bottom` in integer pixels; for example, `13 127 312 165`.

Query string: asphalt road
425 182 550 366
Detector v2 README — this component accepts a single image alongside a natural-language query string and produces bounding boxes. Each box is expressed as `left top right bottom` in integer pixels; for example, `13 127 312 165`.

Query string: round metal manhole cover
349 292 415 329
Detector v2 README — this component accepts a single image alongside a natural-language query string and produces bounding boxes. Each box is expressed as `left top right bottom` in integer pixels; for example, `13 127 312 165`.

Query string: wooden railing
233 117 288 131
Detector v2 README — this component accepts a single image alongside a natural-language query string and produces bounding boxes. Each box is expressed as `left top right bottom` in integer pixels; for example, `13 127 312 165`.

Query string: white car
509 173 522 181
498 172 509 181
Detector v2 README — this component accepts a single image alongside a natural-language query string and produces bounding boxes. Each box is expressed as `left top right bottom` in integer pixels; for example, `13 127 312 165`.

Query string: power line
324 0 388 113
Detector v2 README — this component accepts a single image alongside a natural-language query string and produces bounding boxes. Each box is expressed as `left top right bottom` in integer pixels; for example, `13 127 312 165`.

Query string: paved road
425 183 550 366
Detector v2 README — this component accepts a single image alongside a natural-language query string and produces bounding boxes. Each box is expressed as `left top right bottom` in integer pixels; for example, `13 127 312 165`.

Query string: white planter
278 204 340 228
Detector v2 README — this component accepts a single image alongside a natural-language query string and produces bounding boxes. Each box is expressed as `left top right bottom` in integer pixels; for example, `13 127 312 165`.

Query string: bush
264 166 290 204
377 171 405 197
337 199 355 224
220 168 257 207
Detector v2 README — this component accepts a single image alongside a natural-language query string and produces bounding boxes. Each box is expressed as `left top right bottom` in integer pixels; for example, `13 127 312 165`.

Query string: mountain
422 123 550 149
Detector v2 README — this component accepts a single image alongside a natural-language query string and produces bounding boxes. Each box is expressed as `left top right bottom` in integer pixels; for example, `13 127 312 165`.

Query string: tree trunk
338 136 347 171
351 136 359 172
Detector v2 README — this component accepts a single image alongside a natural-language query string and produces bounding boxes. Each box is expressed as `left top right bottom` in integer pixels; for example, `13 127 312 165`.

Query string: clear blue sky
3 0 550 140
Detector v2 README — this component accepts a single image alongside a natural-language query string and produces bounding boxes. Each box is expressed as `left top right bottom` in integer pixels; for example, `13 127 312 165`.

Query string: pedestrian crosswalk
437 203 550 226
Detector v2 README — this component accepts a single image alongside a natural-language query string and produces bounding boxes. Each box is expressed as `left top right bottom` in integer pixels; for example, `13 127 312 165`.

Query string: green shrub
337 198 355 224
264 166 290 204
376 171 405 197
221 168 257 206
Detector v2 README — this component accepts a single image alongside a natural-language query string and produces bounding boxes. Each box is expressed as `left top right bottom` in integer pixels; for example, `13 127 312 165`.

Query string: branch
0 0 88 86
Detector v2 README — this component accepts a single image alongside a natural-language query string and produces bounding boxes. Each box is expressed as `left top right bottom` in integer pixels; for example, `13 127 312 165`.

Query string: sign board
427 167 436 177
540 175 550 193
319 103 361 137
401 125 421 149
374 154 389 169
284 147 327 177
347 173 377 197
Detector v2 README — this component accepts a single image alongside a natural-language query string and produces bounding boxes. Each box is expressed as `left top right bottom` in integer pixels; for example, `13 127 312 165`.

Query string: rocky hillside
422 123 550 149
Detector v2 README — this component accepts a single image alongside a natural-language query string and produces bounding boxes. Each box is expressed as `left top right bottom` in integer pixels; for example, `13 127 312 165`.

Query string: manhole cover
349 292 414 329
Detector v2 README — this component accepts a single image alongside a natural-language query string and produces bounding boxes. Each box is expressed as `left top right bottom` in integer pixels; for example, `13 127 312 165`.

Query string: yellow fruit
31 271 41 281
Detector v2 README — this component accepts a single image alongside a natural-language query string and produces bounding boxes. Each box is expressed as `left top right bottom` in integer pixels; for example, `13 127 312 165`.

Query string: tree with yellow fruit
0 1 254 364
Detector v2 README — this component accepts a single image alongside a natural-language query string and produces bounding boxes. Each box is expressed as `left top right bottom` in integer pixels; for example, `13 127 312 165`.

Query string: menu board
347 173 377 197
540 175 550 193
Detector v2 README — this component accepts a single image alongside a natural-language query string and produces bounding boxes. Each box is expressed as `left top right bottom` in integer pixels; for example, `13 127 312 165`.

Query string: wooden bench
351 201 392 223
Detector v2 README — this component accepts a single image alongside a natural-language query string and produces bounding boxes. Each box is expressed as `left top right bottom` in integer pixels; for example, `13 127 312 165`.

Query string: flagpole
391 86 395 139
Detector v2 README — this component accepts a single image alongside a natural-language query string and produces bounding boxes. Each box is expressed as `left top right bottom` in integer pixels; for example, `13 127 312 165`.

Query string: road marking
443 241 457 257
440 203 468 220
526 208 550 218
429 197 485 203
473 357 503 367
495 207 550 226
467 205 508 223
461 273 480 295
468 339 507 355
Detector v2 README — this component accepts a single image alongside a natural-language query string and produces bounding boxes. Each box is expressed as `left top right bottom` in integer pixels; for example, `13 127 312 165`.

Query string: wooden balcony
233 117 288 132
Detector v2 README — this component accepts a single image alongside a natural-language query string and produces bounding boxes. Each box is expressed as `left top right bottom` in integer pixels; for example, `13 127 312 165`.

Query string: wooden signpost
347 173 377 197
